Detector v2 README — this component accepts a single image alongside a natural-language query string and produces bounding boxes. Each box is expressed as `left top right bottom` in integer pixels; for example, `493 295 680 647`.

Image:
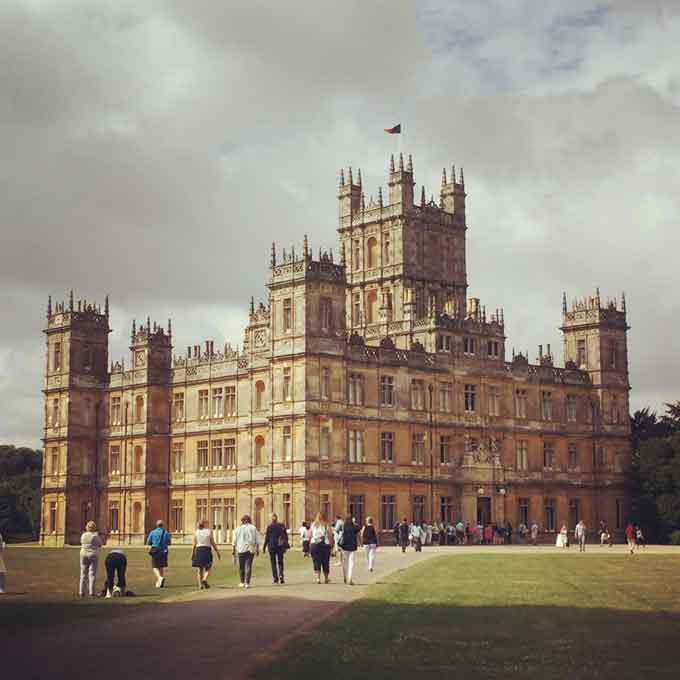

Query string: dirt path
2 546 440 680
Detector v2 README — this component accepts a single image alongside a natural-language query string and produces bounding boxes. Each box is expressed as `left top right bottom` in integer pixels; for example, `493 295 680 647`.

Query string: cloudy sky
1 0 679 447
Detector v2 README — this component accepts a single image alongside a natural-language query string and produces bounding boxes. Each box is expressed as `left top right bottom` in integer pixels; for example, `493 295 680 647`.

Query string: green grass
253 553 680 680
0 545 304 630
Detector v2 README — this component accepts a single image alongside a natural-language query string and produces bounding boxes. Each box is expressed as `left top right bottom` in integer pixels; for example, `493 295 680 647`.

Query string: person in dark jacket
398 518 410 553
361 517 379 572
338 514 359 585
263 513 288 584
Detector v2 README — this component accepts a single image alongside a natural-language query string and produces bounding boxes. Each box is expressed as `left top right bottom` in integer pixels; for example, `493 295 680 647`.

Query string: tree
0 445 43 541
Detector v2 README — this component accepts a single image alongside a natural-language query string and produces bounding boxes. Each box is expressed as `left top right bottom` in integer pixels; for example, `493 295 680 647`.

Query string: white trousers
364 544 377 571
343 549 356 581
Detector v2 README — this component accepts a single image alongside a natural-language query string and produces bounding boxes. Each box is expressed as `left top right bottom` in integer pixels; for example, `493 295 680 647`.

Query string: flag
384 123 401 134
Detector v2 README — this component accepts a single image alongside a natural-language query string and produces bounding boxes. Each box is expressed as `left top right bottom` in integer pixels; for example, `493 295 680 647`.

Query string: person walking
104 548 127 598
192 520 221 590
146 520 171 588
263 513 289 585
310 512 333 584
79 521 102 597
233 514 259 588
575 520 587 552
338 513 359 585
625 523 636 554
398 517 410 553
300 521 310 558
411 522 424 552
0 531 7 595
636 525 646 549
530 522 539 546
361 517 378 572
439 522 447 546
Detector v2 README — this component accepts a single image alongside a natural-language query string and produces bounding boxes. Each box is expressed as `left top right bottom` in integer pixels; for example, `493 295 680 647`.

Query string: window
320 297 332 332
568 443 578 470
255 381 265 410
53 342 62 371
514 498 527 528
544 498 555 531
367 237 378 268
440 435 452 464
132 502 142 533
488 386 500 416
51 398 60 427
134 395 144 423
413 496 425 524
225 386 236 416
353 293 361 324
198 390 209 420
172 441 184 472
321 493 331 519
283 368 292 401
50 447 59 476
254 435 265 465
380 375 394 406
411 433 425 465
171 499 184 533
349 495 365 526
463 337 476 355
212 388 224 418
133 446 143 473
225 438 236 468
83 346 93 371
543 442 554 469
439 382 452 413
487 340 500 358
383 236 390 265
614 449 622 473
320 368 330 400
225 498 236 531
380 432 394 463
49 501 57 533
609 340 617 369
437 335 451 352
381 495 396 530
569 498 580 527
611 395 620 424
173 393 185 421
567 395 577 422
283 426 292 461
211 439 223 469
577 339 586 367
411 379 425 410
515 389 527 419
283 298 292 332
283 493 291 528
320 426 330 459
109 445 121 475
108 501 120 533
516 441 528 471
464 384 476 413
353 240 361 271
440 496 454 524
541 391 553 421
197 440 209 470
196 498 208 524
347 429 364 463
210 498 224 531
348 373 364 405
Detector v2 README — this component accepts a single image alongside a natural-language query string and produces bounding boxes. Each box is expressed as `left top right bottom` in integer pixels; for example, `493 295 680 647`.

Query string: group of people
391 520 531 548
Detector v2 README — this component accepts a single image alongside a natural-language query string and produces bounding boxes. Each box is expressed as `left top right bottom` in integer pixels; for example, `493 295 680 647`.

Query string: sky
1 0 679 447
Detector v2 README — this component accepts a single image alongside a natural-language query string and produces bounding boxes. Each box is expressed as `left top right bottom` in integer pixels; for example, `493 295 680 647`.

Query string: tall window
440 496 454 524
133 446 143 474
515 389 527 419
51 398 60 427
413 496 425 524
381 495 396 530
609 340 617 369
440 435 452 464
544 498 555 531
211 439 223 469
411 379 425 410
383 235 390 265
320 297 332 332
211 498 224 531
225 438 236 468
255 381 265 410
380 432 394 463
320 368 331 400
254 435 265 465
380 375 394 406
569 498 580 527
283 298 292 332
108 501 120 533
348 373 364 405
225 386 236 415
49 501 57 533
540 391 553 421
518 498 529 527
516 440 528 470
353 240 361 271
212 387 224 418
614 449 622 473
487 340 500 358
568 443 578 470
171 499 184 533
50 447 59 476
320 427 330 459
488 386 500 416
464 384 476 413
135 395 144 423
367 237 378 268
172 441 184 473
321 493 331 519
283 426 292 460
133 502 142 533
173 393 184 421
196 498 209 524
611 395 620 424
198 390 209 420
197 440 209 470
353 293 361 324
543 442 554 469
283 368 292 401
225 498 236 531
437 335 451 352
83 346 93 371
109 445 121 475
283 493 291 528
348 429 364 463
411 433 425 465
577 339 586 367
439 382 452 413
463 337 476 355
349 495 365 525
567 395 577 422
53 342 62 371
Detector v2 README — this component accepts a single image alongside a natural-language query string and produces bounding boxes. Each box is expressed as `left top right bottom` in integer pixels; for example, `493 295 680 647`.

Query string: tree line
0 445 43 541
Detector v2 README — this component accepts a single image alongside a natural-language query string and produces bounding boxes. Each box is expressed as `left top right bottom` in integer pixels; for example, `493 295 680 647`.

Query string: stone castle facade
41 153 631 545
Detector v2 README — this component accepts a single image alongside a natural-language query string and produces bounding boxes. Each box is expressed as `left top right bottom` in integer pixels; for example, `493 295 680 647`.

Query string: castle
40 153 631 545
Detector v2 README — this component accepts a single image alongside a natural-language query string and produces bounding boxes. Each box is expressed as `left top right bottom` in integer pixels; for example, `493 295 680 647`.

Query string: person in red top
625 523 636 554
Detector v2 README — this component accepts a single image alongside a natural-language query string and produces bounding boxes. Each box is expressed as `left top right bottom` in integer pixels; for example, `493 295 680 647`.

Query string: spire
250 296 255 315
452 165 456 183
357 168 362 187
500 308 504 325
69 290 74 311
407 154 413 173
147 316 151 332
360 192 366 212
421 185 426 207
329 248 334 263
562 291 567 315
167 318 172 336
303 234 309 259
389 154 395 173
459 167 464 185
482 305 486 323
104 295 109 316
596 287 601 307
131 319 136 341
339 168 345 187
377 186 383 207
271 241 276 267
442 167 447 186
621 291 626 313
348 166 353 185
398 152 404 172
47 295 52 319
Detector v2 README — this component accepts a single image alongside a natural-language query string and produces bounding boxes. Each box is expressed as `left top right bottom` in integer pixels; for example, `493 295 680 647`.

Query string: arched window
135 395 144 423
254 435 265 466
255 381 265 411
254 498 264 530
133 502 143 534
367 237 378 268
133 446 143 474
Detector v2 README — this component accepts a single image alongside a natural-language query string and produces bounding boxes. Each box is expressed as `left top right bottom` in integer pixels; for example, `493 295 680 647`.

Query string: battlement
561 289 628 330
130 317 172 346
269 236 345 287
45 292 110 333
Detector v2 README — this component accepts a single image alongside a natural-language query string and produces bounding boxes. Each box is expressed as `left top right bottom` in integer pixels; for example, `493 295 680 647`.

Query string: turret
387 152 415 209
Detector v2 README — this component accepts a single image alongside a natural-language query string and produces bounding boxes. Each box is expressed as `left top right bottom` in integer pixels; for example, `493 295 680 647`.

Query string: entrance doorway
477 497 491 525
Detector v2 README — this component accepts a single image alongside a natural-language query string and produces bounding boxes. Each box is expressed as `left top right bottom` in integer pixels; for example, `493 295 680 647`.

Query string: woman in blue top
146 520 171 588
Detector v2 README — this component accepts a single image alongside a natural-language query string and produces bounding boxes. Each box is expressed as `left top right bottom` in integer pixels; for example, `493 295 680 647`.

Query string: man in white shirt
575 520 587 553
232 514 260 588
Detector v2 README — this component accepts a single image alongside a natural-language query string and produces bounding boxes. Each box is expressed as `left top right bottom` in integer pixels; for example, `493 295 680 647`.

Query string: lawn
253 552 680 680
0 545 305 630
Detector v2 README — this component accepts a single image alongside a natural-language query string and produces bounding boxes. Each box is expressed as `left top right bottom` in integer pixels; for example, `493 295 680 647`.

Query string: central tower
337 154 468 349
